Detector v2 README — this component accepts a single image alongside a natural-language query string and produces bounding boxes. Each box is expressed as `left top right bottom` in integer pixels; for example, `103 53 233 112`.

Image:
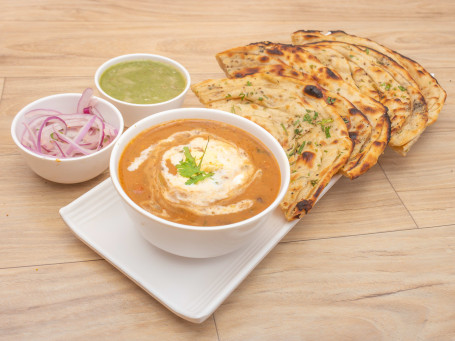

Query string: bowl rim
110 107 291 232
94 53 191 108
11 92 124 162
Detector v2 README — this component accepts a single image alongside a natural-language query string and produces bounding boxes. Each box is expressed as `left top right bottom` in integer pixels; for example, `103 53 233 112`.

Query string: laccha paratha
225 63 373 180
292 30 447 126
295 40 428 155
216 42 390 174
191 73 353 220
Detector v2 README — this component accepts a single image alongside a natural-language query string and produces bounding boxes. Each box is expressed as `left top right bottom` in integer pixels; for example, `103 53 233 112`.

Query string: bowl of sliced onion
11 88 123 184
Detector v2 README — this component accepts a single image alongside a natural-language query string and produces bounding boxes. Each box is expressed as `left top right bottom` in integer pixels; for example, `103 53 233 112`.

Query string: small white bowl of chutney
95 54 191 127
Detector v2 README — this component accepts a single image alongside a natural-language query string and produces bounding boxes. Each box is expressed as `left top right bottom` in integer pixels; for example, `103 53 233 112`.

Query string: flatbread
296 41 428 155
191 73 353 220
224 63 372 179
292 30 447 126
216 42 390 174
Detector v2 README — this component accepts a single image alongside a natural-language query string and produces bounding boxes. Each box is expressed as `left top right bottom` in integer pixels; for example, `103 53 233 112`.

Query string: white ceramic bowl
110 108 290 258
94 53 191 127
11 93 124 184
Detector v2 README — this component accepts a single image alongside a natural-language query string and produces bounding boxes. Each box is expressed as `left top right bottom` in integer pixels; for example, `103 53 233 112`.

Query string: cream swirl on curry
118 119 281 226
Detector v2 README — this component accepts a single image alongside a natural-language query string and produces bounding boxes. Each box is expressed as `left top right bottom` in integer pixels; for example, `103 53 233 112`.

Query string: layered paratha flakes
191 74 353 220
292 30 447 155
297 41 428 155
216 42 389 177
220 63 373 179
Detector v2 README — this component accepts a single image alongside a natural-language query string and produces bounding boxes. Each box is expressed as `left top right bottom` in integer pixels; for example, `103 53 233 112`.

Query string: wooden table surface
1 1 454 340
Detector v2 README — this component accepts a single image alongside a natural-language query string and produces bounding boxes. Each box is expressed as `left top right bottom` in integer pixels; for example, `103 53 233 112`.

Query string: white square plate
60 175 340 323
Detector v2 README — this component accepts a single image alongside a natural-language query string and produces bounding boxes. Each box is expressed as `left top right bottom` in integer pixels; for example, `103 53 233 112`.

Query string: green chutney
100 60 186 104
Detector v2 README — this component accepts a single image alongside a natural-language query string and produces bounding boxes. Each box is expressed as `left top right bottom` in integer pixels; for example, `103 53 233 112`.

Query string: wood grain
0 162 106 268
0 261 218 340
0 21 454 78
284 166 417 242
214 225 455 341
1 0 454 339
379 133 455 228
1 0 454 22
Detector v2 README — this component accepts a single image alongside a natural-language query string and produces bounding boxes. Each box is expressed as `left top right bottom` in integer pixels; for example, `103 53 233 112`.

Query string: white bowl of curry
110 108 290 258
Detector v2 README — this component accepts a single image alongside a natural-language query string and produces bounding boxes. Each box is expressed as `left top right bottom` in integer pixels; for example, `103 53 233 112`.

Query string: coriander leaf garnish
398 85 407 91
280 123 289 136
324 126 331 138
303 111 320 124
299 111 332 139
184 171 214 185
326 96 336 105
380 82 391 91
176 147 199 177
297 141 306 154
303 114 313 123
176 139 214 185
319 118 334 126
197 139 210 169
231 105 241 114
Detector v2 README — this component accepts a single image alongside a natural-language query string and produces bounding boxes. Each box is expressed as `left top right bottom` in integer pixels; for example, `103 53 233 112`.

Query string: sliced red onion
53 130 94 156
20 88 118 158
22 122 38 151
37 116 67 154
77 88 93 114
65 114 97 155
91 105 105 121
53 140 67 158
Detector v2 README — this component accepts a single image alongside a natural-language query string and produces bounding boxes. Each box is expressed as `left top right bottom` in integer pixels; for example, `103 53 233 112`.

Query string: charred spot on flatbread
304 85 324 98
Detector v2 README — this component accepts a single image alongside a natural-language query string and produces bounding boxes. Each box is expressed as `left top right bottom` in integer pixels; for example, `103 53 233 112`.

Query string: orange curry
119 119 281 226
